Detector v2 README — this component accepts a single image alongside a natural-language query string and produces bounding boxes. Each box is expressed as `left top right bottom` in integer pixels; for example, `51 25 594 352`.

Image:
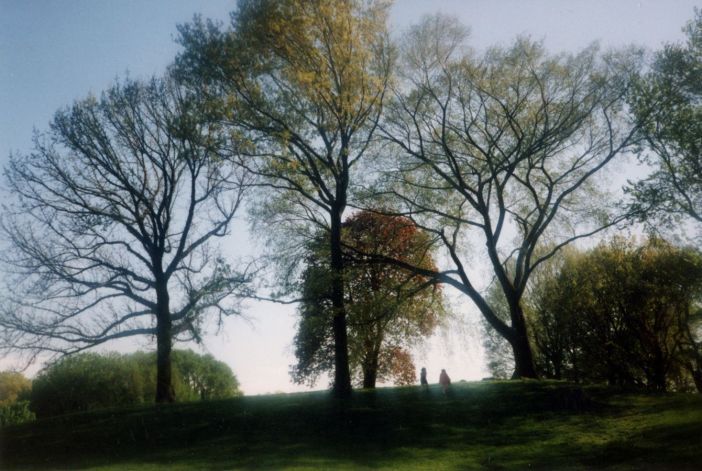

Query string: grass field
1 380 701 470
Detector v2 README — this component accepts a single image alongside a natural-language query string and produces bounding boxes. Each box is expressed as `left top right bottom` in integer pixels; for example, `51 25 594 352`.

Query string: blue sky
2 0 698 164
0 0 234 162
1 0 699 394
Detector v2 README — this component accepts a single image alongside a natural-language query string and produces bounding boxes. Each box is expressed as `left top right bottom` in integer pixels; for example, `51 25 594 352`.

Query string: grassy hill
2 380 701 470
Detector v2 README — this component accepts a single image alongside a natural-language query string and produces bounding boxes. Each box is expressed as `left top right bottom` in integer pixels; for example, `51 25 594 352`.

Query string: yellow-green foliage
0 371 31 406
0 372 35 427
234 0 391 125
176 0 393 192
528 237 702 390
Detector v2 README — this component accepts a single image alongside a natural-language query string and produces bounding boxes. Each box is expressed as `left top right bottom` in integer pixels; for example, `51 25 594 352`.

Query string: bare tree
1 76 251 402
375 16 641 378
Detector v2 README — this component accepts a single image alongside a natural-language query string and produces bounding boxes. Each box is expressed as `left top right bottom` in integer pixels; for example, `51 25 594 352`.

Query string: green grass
2 381 701 470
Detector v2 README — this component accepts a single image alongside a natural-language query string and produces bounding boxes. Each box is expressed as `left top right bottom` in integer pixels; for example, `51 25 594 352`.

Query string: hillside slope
2 381 701 470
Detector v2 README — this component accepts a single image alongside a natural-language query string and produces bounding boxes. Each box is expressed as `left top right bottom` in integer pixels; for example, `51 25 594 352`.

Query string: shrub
0 400 35 427
30 350 240 417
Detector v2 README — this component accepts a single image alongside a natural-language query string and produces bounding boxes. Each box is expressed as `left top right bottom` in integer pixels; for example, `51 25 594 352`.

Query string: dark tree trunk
155 281 175 403
362 350 380 389
551 347 564 380
509 304 538 379
683 322 702 393
649 349 668 392
687 357 702 393
692 368 702 394
362 365 378 389
330 207 352 398
473 289 539 380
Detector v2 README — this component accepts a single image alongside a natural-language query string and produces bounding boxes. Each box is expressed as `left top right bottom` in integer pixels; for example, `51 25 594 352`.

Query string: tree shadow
2 382 701 470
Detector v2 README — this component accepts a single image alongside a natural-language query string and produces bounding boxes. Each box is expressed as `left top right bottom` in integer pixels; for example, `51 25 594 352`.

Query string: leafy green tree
175 0 393 397
1 76 251 403
378 15 641 379
628 10 702 231
523 238 702 391
171 349 240 400
292 211 445 388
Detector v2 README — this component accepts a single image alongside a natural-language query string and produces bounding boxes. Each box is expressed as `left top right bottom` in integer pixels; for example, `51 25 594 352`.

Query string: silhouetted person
420 367 428 390
439 369 451 394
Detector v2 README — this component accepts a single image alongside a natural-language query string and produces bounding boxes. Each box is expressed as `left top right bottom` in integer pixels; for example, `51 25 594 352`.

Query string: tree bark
155 281 176 403
362 365 378 389
330 207 352 398
649 348 668 392
362 350 380 389
692 368 702 394
509 304 539 379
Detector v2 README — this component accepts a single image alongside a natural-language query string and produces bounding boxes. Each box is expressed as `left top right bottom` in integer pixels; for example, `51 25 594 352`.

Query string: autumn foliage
292 211 445 388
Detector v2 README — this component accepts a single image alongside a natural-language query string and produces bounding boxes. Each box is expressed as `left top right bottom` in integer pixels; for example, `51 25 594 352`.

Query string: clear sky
0 0 699 394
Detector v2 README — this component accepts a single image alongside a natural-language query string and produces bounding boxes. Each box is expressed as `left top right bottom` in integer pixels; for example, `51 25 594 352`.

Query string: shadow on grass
2 382 701 470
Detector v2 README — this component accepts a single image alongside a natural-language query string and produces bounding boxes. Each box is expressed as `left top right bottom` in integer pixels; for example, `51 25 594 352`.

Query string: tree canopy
0 371 31 406
628 9 702 233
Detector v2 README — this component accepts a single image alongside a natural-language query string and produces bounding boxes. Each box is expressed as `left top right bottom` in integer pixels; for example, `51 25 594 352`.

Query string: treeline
484 238 702 392
0 349 240 425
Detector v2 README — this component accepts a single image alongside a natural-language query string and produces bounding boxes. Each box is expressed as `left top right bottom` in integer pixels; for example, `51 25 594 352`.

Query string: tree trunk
649 348 668 392
686 357 702 393
509 304 538 379
362 350 380 389
155 281 176 403
692 368 702 394
362 365 378 389
330 207 352 398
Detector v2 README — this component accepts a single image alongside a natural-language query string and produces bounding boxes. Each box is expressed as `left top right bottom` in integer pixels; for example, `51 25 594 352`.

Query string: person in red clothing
439 369 451 394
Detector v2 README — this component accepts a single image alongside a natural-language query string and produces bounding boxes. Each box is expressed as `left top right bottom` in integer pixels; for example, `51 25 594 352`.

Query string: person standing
439 369 451 394
420 367 428 390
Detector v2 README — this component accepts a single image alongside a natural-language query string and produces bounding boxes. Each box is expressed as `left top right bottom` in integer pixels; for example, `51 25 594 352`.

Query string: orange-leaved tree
292 211 446 388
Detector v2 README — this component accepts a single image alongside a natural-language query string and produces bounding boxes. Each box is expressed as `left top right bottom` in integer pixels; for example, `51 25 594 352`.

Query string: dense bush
0 400 35 427
30 350 241 417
